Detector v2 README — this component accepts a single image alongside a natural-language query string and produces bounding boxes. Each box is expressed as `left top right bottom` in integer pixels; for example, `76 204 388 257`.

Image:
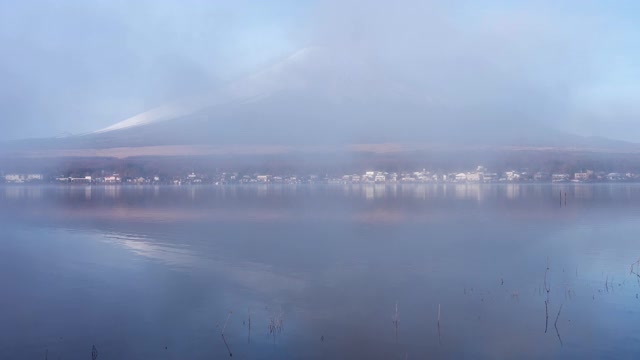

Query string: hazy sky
0 0 639 142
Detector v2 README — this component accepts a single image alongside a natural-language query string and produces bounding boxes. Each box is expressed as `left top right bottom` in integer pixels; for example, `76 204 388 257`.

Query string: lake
1 184 640 359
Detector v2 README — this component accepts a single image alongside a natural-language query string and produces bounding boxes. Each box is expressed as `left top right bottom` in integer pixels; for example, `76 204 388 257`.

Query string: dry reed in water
554 304 564 347
392 302 400 342
221 310 232 336
544 258 551 300
267 309 284 343
437 304 442 346
544 300 549 333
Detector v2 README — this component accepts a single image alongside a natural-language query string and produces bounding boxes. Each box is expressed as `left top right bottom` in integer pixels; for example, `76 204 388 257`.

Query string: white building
4 174 23 183
483 173 498 182
455 173 467 182
104 174 121 183
552 174 570 182
505 171 520 181
4 174 43 183
607 173 623 181
574 172 589 181
363 171 375 182
466 172 483 182
71 176 92 183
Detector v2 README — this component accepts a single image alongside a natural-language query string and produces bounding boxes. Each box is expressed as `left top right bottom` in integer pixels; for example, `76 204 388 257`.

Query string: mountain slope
4 47 640 155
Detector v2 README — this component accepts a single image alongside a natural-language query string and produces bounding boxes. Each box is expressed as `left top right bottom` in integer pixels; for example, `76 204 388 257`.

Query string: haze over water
2 184 640 359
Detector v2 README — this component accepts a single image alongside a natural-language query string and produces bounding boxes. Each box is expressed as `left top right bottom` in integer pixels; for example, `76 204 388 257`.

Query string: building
5 174 22 183
607 173 623 181
466 172 483 182
4 174 24 183
70 176 92 183
104 174 121 183
455 173 467 182
4 174 43 183
363 171 375 182
505 171 521 182
574 172 589 181
552 174 570 182
483 173 499 182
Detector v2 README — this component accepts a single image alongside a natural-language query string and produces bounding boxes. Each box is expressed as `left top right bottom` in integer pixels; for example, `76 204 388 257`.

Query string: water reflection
104 185 120 199
573 184 594 200
364 184 374 200
3 184 640 358
506 183 520 200
102 230 307 295
256 184 268 198
4 186 24 199
3 184 640 226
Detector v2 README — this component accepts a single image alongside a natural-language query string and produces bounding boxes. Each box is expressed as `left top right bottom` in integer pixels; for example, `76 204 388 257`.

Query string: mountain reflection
0 184 635 226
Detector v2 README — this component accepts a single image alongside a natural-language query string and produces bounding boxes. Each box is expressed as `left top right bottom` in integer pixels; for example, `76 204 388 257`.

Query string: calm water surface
1 184 640 359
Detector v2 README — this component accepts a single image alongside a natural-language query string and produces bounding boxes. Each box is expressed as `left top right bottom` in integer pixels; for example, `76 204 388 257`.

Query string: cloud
310 2 588 121
0 0 303 139
0 0 639 142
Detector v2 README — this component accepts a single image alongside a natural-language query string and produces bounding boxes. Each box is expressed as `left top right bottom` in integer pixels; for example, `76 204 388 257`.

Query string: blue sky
0 0 639 142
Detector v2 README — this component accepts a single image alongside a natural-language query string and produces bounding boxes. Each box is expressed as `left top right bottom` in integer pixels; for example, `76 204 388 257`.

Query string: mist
1 0 639 143
5 4 640 359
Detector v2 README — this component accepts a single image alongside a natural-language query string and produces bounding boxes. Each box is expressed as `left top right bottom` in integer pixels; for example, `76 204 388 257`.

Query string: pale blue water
1 184 640 359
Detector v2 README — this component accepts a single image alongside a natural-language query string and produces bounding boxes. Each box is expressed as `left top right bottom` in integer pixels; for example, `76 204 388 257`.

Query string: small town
2 166 639 185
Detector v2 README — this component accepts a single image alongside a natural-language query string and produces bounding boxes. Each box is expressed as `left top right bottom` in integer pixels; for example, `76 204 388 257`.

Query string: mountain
3 47 640 157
